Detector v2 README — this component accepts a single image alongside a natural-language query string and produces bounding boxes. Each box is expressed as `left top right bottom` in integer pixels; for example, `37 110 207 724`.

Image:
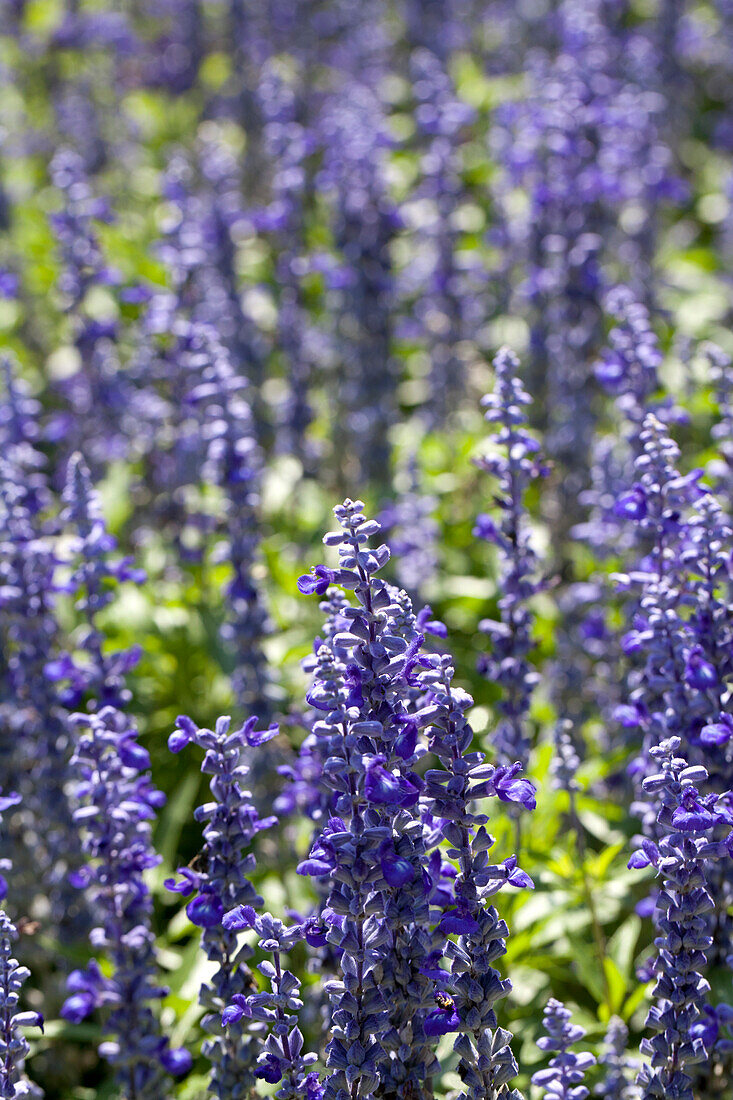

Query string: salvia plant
532 998 596 1099
595 1016 639 1100
473 347 546 771
166 712 278 1094
296 499 534 1098
3 2 733 1098
0 791 43 1100
629 739 733 1099
62 706 192 1093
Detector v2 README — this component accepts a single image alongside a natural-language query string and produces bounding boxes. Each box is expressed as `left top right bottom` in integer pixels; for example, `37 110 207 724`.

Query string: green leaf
602 957 628 1015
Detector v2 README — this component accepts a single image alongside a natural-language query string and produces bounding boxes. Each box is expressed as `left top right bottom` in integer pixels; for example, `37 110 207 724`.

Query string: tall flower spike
185 328 274 720
298 501 535 1098
0 372 84 926
221 908 322 1099
577 288 668 560
551 720 581 795
321 86 399 484
611 415 707 788
297 499 431 1097
47 453 144 713
166 713 278 1096
0 793 43 1099
613 421 733 1088
491 5 682 539
594 287 662 432
48 149 135 468
61 706 191 1093
629 738 733 1100
532 998 596 1099
0 912 43 1099
422 652 535 1100
258 63 314 465
595 1016 640 1100
408 47 477 424
474 347 546 770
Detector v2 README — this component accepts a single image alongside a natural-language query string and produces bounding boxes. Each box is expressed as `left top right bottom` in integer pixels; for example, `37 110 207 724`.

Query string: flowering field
2 2 733 1098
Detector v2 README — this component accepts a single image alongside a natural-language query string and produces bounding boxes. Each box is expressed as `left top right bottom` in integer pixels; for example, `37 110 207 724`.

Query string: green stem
569 791 611 1009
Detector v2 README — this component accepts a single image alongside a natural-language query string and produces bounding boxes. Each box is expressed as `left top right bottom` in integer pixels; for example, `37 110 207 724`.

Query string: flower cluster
221 908 322 1099
474 347 546 770
629 738 732 1099
0 362 84 926
595 1016 639 1100
166 713 277 1095
405 47 478 424
48 149 134 468
257 62 314 463
61 706 191 1093
296 499 535 1098
532 998 596 1099
422 652 534 1100
0 911 43 1099
0 791 43 1099
5 2 733 1098
594 287 662 427
183 328 274 718
297 499 429 1097
46 453 144 713
320 87 399 483
492 0 682 537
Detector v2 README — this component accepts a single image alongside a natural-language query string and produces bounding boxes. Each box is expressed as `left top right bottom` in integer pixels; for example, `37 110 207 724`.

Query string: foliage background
2 1 733 1096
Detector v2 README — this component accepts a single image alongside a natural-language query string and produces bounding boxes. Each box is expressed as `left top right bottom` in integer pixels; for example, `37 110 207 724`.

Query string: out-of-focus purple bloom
474 347 546 771
63 706 187 1094
532 998 595 1098
0 271 18 299
595 1015 639 1100
319 87 399 483
51 453 144 713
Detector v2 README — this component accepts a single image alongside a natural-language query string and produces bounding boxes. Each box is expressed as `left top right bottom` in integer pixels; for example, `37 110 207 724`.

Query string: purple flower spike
474 348 545 773
532 998 595 1098
288 499 530 1097
65 707 173 1094
165 710 275 1095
